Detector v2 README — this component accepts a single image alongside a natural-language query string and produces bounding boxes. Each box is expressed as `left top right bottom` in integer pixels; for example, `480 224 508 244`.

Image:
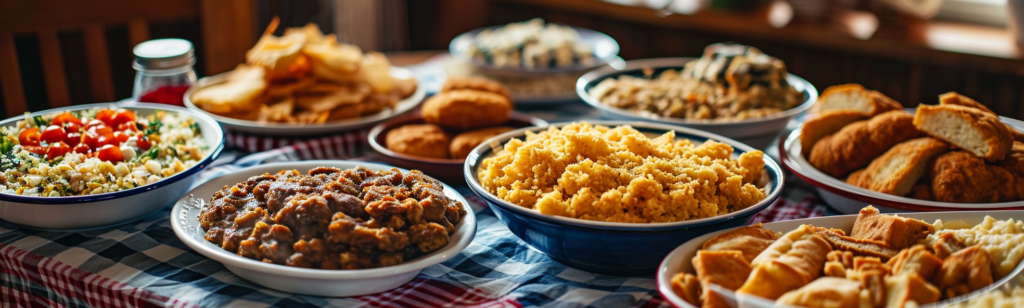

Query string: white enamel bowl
780 109 1024 214
0 103 224 230
658 210 1024 308
577 57 818 149
183 68 426 137
170 161 476 297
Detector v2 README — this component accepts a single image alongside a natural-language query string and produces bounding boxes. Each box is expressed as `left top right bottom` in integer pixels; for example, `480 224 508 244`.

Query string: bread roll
846 137 949 196
812 84 902 115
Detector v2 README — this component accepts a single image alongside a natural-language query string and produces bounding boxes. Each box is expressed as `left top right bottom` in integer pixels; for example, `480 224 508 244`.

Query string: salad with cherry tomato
0 107 208 197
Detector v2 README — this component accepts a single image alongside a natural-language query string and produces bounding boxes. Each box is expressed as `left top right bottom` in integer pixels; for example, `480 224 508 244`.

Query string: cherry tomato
64 132 82 147
87 124 112 136
113 131 129 144
62 121 82 133
96 133 118 148
110 110 136 127
40 125 66 144
46 142 70 160
136 135 152 151
73 143 90 154
83 131 103 149
52 112 81 127
18 127 41 146
96 144 124 162
23 145 47 156
118 121 139 132
95 109 116 125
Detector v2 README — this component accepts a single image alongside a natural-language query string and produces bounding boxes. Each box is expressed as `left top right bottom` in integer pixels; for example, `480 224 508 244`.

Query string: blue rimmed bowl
463 121 783 275
577 58 818 149
0 102 224 230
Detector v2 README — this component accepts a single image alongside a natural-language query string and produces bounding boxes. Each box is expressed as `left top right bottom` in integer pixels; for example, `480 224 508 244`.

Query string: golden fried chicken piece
938 92 1024 143
914 104 1012 162
670 273 701 306
846 137 949 196
850 206 935 250
811 84 903 116
800 110 867 157
809 111 923 178
929 151 1024 203
932 246 994 299
886 245 943 280
693 250 752 308
885 274 941 308
701 223 779 263
998 141 1024 178
776 277 865 308
739 225 832 300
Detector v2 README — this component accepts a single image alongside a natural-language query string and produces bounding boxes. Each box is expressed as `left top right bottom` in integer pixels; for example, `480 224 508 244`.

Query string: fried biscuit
776 277 863 308
422 90 512 129
449 126 515 159
441 77 512 100
693 250 752 308
385 124 451 159
846 137 949 196
811 84 902 115
701 223 779 263
800 110 867 157
851 206 935 250
809 111 923 178
928 151 1024 203
914 104 1012 162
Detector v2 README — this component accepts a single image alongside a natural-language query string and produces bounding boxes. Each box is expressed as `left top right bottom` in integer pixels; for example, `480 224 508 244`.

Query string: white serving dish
183 67 426 137
170 160 476 297
448 24 620 75
780 109 1024 214
657 210 1024 308
577 57 818 149
0 103 224 230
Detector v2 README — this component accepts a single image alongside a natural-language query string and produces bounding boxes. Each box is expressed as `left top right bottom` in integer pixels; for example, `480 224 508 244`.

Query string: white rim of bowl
171 160 477 280
448 25 621 74
463 120 785 231
0 102 225 204
781 109 1024 210
576 57 818 128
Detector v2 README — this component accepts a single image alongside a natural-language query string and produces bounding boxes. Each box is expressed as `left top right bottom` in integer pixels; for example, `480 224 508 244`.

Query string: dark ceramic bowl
463 121 784 275
368 111 548 183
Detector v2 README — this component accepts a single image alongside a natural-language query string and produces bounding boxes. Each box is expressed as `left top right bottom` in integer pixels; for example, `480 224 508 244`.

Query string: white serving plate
170 160 476 297
657 210 1024 308
577 57 818 149
448 24 620 75
0 103 224 230
780 109 1024 214
183 67 426 137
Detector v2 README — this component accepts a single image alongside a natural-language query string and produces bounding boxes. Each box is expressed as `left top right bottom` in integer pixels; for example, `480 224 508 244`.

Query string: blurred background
1 0 1021 119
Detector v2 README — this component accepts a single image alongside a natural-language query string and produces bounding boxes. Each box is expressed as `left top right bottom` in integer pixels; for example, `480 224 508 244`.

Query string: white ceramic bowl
0 103 224 230
170 160 476 297
657 210 1024 308
448 24 620 75
183 67 426 137
577 58 818 149
780 109 1024 214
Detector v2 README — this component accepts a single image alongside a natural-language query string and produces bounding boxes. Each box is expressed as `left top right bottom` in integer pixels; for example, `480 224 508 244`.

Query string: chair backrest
0 0 255 118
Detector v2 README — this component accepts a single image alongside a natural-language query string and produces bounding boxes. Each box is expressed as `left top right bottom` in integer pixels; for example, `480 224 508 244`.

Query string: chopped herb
145 118 163 135
33 115 47 127
0 134 14 154
189 122 200 133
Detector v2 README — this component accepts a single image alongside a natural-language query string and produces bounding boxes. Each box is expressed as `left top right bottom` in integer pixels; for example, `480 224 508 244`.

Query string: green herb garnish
33 115 47 127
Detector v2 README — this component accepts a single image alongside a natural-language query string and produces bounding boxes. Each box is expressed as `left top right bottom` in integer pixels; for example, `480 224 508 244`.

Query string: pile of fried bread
190 19 417 124
800 84 1024 202
385 77 515 159
671 206 1024 308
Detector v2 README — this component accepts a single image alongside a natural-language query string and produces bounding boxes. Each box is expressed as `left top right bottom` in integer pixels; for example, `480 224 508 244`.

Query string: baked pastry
885 274 941 308
422 90 512 129
809 110 923 178
776 277 863 308
938 91 1024 142
449 126 516 159
850 206 935 250
929 151 1024 203
739 225 832 300
932 246 994 299
813 227 900 260
845 137 949 196
811 84 902 116
799 110 867 157
701 223 779 263
887 245 943 280
385 124 451 159
692 250 752 308
914 104 1012 162
670 273 701 306
441 77 512 101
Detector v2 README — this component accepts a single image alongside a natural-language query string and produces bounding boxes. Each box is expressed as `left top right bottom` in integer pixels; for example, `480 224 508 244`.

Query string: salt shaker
132 38 197 106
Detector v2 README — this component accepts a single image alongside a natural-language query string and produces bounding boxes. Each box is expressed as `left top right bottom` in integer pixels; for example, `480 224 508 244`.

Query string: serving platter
0 102 224 230
780 108 1024 214
657 210 1024 308
448 25 620 74
183 67 426 137
576 57 817 149
170 160 476 297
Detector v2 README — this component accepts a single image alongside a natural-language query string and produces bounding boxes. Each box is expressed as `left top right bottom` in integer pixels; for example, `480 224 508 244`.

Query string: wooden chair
0 0 256 117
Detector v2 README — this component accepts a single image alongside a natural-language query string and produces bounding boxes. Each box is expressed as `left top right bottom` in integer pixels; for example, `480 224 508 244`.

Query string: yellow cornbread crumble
477 122 767 223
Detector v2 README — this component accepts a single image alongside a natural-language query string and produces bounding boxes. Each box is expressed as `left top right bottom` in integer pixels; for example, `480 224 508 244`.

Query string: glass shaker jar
132 38 197 106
